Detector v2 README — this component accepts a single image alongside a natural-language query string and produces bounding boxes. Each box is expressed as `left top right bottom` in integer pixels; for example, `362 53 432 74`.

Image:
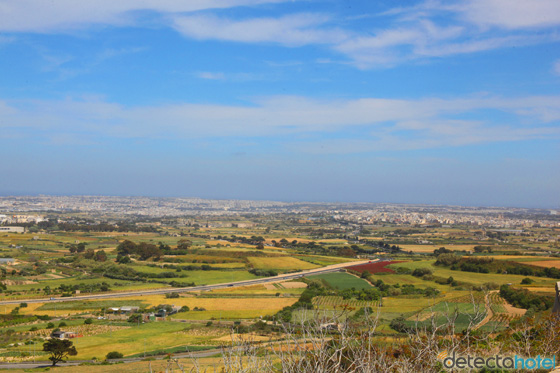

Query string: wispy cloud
2 1 560 69
195 71 265 82
554 60 560 76
196 71 226 80
169 1 560 68
39 46 146 80
0 0 287 32
172 13 346 46
333 1 560 68
1 94 559 152
460 0 560 29
0 35 15 44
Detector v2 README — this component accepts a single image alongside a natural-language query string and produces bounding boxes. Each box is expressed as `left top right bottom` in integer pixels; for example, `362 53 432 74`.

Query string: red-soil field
347 261 405 274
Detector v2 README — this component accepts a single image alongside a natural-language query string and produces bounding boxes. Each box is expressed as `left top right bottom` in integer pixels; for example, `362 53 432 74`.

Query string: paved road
0 259 375 305
0 259 376 369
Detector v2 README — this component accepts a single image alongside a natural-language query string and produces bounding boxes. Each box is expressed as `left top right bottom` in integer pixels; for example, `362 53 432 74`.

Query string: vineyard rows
489 313 517 324
313 296 379 310
487 292 521 326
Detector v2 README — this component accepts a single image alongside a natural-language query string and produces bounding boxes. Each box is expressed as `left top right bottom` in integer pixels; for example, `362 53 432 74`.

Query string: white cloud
195 71 265 82
172 13 347 46
170 2 560 68
0 0 286 32
196 71 226 80
332 1 560 68
2 1 560 69
554 60 560 76
461 0 560 29
0 35 15 44
1 94 559 153
38 46 146 80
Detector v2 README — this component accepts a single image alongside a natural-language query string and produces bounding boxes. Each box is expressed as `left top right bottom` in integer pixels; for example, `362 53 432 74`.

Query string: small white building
0 226 24 233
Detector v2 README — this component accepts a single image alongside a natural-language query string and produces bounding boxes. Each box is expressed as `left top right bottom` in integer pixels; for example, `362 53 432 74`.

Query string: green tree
84 248 95 259
116 254 131 264
177 239 192 251
106 351 123 359
43 339 77 366
94 250 107 262
127 313 142 323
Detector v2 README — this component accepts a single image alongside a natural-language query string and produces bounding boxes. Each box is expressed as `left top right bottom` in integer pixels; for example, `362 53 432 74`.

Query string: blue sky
0 0 559 208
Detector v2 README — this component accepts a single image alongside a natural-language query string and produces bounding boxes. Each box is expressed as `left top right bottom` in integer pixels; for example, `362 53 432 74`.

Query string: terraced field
313 295 379 310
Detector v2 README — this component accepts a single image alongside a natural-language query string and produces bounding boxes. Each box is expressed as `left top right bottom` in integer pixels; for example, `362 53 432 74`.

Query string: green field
247 256 318 271
313 295 378 310
308 272 372 290
71 322 221 359
0 215 557 369
37 299 149 311
188 270 258 285
406 301 486 332
7 277 166 292
388 260 557 287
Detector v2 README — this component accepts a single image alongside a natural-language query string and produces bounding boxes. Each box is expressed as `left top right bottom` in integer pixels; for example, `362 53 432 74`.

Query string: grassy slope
308 272 372 290
388 260 557 287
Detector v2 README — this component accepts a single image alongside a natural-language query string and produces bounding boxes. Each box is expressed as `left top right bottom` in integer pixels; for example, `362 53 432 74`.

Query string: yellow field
205 239 254 249
382 291 472 314
165 254 244 263
202 262 247 269
71 322 227 359
526 260 560 269
0 303 76 317
316 239 348 244
5 357 225 373
483 256 557 261
3 296 298 324
93 294 298 314
210 283 307 296
247 256 318 270
263 237 312 244
399 244 476 253
524 286 557 293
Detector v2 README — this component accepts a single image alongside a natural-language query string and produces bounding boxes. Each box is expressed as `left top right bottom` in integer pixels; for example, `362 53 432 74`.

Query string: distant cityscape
0 195 558 229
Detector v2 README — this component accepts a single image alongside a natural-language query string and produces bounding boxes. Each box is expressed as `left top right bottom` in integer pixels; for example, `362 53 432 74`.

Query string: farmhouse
51 331 78 339
110 306 140 314
319 323 342 332
0 226 24 233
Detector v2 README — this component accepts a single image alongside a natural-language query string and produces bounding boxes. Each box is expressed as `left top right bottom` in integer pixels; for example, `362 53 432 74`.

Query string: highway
0 259 376 305
0 259 377 369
